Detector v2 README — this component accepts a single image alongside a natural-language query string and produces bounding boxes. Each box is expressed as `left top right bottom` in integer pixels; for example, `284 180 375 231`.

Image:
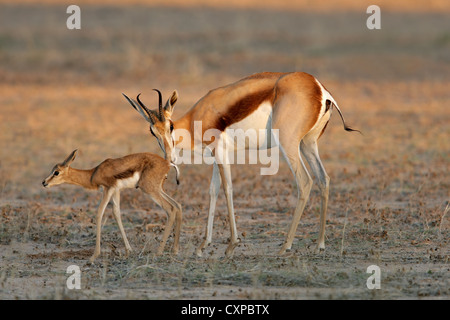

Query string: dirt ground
0 1 449 300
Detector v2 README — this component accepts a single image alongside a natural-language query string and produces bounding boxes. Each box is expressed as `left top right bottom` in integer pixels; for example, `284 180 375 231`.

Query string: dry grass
0 2 449 300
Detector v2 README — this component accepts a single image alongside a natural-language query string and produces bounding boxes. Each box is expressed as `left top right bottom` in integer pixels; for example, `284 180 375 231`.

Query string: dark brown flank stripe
214 88 274 131
114 169 137 180
90 160 148 187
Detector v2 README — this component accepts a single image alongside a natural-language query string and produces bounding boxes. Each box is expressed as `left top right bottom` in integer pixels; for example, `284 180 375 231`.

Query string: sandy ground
0 1 449 300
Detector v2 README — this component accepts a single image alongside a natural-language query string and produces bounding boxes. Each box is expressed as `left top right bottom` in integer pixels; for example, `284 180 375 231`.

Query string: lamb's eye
54 171 59 176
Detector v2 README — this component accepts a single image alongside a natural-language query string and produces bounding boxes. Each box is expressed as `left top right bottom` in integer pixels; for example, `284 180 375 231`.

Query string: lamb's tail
327 99 362 134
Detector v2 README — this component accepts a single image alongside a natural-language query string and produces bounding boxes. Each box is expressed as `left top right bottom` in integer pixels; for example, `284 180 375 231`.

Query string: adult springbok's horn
137 93 157 124
153 89 164 121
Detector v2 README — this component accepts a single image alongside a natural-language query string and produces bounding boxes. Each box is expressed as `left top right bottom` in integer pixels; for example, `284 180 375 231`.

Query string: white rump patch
314 78 336 118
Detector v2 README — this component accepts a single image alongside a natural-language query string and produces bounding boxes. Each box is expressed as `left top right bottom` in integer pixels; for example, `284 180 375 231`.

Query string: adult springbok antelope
42 149 182 262
123 72 358 257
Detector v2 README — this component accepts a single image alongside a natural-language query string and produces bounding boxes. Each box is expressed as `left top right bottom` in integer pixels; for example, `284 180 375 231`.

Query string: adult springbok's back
123 72 358 257
42 150 182 262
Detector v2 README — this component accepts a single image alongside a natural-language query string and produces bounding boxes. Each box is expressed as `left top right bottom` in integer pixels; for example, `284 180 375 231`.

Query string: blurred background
0 0 449 300
0 0 449 212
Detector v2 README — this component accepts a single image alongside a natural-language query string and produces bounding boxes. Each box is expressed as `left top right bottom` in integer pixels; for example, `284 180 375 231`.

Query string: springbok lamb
42 149 181 262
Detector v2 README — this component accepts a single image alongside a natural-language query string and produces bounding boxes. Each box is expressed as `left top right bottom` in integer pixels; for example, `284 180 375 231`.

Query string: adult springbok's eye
170 122 174 132
54 171 60 176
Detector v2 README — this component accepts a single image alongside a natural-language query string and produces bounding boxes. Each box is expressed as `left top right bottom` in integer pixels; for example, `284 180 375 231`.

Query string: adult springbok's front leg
196 161 240 257
196 162 221 257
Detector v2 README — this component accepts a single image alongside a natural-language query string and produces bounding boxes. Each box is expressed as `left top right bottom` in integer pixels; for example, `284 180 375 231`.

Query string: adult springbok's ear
164 90 178 116
62 149 78 167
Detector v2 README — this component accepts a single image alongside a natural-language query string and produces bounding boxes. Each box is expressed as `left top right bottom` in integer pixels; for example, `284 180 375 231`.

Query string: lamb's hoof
195 249 204 257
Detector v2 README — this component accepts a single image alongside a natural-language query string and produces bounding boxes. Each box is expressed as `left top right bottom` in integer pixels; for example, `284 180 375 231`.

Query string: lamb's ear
62 149 78 167
164 90 178 116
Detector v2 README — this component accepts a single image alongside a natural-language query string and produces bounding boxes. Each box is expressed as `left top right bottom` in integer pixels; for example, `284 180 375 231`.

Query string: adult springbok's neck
173 112 194 150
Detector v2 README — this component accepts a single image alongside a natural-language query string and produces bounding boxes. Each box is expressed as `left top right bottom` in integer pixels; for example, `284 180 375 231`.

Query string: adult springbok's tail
327 100 361 134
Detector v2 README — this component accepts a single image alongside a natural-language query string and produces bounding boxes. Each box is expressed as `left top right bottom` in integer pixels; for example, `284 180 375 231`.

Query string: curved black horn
137 93 157 124
153 89 164 121
136 93 149 113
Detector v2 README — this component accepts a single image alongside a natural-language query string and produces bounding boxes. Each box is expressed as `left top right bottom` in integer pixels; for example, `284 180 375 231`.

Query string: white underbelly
225 101 274 150
115 172 140 189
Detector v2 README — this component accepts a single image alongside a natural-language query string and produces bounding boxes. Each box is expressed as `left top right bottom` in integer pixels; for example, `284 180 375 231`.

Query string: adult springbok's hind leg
300 139 330 252
277 140 313 254
90 187 115 262
111 190 133 255
271 72 327 254
218 162 240 257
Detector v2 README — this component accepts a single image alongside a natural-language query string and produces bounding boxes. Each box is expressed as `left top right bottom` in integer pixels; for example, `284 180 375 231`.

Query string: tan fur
43 150 181 262
271 72 323 142
173 72 321 138
125 71 355 257
175 72 329 256
90 153 169 187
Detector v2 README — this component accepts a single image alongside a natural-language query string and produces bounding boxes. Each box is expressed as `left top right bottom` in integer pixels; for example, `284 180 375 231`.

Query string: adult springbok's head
123 89 178 164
